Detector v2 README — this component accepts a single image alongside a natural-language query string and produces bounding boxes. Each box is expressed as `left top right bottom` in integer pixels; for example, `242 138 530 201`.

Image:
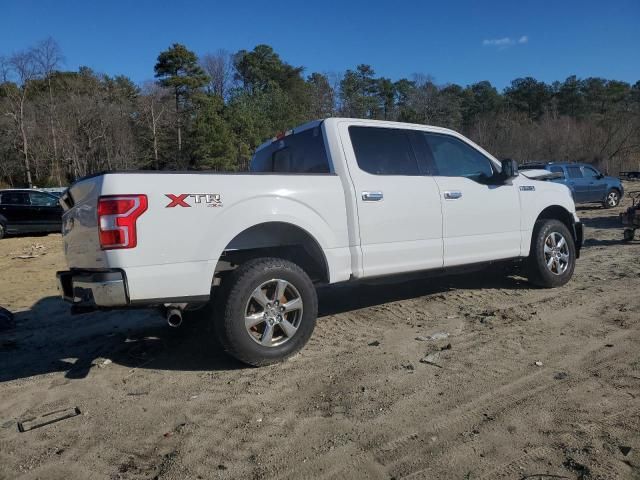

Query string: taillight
97 195 147 249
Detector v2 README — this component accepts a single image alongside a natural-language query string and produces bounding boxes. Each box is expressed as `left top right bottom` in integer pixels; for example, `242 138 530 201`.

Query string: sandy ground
1 187 639 480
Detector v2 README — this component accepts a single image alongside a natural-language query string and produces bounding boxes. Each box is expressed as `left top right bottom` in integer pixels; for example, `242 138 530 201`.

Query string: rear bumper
56 269 129 308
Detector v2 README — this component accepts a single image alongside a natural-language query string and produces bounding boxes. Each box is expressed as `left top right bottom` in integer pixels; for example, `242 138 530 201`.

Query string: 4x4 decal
165 194 223 208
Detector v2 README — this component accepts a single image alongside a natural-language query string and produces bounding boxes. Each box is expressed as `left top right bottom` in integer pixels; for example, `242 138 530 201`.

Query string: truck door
565 165 588 202
581 165 607 202
421 133 521 266
339 123 443 277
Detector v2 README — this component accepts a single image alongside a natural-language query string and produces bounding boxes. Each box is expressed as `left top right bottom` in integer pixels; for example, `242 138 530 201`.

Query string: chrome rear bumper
56 270 128 308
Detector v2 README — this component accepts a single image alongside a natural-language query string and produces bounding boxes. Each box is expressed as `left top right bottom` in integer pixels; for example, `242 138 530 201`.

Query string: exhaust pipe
166 308 183 328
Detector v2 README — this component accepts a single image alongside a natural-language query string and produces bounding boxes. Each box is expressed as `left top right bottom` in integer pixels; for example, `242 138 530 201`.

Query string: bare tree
32 37 64 185
3 50 39 187
200 49 233 99
138 82 170 169
0 56 9 83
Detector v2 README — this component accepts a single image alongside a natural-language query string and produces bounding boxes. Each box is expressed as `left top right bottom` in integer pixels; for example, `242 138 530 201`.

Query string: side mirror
500 158 519 181
596 173 604 179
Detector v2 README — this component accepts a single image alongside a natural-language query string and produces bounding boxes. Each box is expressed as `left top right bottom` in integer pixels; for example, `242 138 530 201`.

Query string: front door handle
444 191 462 200
362 191 383 201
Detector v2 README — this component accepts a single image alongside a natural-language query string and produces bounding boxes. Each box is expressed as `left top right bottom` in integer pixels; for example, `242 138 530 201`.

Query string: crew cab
0 189 63 239
520 162 624 208
57 118 583 366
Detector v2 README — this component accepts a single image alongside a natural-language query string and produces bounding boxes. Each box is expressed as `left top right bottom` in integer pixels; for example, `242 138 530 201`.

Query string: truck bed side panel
63 173 350 301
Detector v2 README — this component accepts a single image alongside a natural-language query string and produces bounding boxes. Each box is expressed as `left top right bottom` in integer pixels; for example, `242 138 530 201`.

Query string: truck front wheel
214 257 318 366
527 219 576 288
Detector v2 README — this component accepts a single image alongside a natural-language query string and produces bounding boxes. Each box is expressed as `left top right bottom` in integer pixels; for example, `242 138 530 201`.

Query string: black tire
527 219 576 288
603 188 621 208
214 257 317 366
0 223 5 240
623 229 635 242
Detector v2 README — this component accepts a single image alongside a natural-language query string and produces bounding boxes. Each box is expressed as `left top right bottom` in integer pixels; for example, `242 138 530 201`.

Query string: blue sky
1 0 638 90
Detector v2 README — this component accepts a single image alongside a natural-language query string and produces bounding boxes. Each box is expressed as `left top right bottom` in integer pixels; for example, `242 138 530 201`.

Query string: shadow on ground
0 267 528 383
581 213 623 231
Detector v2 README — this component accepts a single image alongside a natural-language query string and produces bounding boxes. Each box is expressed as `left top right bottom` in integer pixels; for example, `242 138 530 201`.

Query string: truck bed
61 172 351 302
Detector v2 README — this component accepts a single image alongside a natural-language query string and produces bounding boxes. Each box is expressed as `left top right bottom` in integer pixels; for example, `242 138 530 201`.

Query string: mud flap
572 222 583 258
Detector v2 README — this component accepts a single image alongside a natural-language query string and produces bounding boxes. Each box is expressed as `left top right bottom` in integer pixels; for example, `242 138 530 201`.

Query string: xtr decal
165 193 223 208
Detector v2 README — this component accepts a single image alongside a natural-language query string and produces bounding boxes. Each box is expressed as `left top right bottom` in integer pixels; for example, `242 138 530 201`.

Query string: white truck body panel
64 173 351 301
59 118 580 307
435 175 521 266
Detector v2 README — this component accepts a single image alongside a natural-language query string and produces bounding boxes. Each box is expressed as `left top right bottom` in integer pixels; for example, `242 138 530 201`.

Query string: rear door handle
362 191 383 201
444 191 462 200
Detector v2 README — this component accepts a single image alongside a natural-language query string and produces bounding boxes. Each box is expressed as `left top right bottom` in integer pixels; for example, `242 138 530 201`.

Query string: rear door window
0 192 30 205
348 126 420 175
567 166 583 179
251 126 330 173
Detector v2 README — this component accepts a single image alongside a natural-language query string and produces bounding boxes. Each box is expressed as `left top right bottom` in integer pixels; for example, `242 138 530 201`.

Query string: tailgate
60 175 106 268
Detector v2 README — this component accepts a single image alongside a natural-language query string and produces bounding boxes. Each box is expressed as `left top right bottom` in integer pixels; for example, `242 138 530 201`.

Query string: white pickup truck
57 118 583 365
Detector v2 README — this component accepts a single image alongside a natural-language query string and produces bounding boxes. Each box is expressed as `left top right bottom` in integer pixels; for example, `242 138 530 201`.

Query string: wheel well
536 205 574 234
217 222 329 283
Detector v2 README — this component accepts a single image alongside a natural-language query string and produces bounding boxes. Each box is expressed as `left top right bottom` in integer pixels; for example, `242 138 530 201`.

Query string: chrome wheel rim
544 232 570 275
607 192 618 207
244 279 303 347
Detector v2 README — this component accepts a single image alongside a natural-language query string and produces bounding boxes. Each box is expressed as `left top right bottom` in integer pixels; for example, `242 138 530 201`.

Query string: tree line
1 38 639 187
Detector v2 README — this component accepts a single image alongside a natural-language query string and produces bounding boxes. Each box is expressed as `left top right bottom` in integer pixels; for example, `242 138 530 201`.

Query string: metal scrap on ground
17 406 81 433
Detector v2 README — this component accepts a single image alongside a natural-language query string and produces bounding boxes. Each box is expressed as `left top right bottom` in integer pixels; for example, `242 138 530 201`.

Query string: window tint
0 192 29 205
582 166 599 178
251 126 330 173
423 133 494 179
30 191 59 206
349 126 419 175
567 166 583 179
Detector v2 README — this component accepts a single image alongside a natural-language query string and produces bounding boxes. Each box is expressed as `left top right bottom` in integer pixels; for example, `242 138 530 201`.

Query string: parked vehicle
57 118 583 366
520 162 624 208
620 171 640 180
0 189 63 239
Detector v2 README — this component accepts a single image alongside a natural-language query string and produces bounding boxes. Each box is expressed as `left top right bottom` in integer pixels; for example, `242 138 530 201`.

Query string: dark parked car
521 162 624 208
0 189 63 239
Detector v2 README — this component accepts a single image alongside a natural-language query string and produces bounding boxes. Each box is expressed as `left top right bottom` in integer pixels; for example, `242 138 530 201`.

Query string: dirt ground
1 187 639 480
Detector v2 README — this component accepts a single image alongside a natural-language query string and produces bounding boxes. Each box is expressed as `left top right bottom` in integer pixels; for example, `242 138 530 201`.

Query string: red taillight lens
97 195 147 249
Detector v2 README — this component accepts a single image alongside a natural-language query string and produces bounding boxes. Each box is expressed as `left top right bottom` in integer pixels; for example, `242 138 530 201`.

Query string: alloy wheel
244 279 304 347
543 231 570 275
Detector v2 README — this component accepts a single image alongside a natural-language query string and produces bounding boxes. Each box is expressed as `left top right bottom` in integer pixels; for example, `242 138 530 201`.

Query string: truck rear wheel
214 257 318 366
527 219 576 288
